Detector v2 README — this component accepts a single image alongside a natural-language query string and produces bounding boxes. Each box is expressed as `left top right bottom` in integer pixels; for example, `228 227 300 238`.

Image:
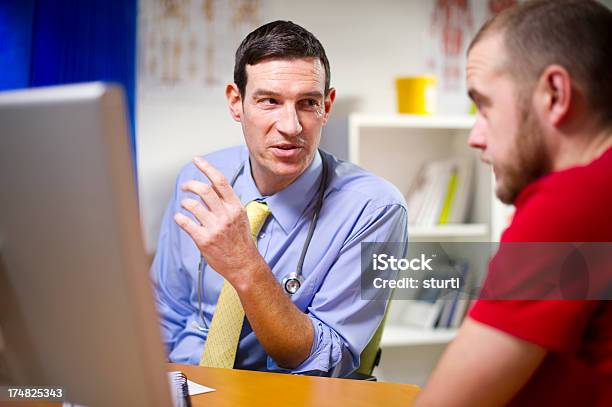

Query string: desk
172 364 420 406
3 364 420 407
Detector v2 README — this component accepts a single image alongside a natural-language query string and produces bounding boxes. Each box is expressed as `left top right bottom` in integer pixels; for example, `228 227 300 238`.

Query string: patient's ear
535 64 572 127
226 83 243 122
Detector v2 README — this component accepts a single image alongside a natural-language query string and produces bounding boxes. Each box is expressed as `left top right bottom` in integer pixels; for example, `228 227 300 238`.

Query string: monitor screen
0 83 173 406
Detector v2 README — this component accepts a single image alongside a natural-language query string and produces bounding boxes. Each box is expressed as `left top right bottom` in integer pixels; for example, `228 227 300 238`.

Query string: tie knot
245 200 271 240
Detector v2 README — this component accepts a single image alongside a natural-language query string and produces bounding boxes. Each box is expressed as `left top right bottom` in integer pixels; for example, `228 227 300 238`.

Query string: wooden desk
172 364 420 406
3 365 420 407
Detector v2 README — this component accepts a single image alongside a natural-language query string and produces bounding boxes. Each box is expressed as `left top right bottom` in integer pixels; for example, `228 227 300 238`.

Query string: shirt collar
236 152 323 234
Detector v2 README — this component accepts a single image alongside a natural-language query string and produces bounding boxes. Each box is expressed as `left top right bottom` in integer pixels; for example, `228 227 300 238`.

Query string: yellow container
395 76 436 115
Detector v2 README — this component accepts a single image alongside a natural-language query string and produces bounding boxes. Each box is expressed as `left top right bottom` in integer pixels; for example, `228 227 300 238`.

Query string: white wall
137 0 489 252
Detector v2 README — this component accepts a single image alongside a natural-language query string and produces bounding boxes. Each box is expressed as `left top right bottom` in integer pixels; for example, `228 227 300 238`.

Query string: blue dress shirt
151 146 408 376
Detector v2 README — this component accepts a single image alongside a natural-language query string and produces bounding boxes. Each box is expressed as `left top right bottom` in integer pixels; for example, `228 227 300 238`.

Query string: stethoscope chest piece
282 272 304 296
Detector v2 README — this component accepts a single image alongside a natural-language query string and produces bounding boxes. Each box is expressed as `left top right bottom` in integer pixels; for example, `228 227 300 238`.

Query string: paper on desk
186 378 215 395
168 371 215 396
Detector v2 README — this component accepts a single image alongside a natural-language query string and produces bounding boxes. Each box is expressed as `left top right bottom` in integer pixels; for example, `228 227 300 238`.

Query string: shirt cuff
266 314 348 375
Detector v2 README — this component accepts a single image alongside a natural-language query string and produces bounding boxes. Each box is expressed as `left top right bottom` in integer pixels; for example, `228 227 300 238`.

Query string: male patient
151 21 407 376
418 1 612 405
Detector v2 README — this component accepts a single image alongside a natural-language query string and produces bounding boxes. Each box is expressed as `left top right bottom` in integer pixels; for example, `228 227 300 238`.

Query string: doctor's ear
226 83 243 122
322 87 336 124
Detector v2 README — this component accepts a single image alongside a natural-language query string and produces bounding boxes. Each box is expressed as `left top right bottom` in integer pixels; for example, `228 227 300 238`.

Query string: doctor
151 20 407 376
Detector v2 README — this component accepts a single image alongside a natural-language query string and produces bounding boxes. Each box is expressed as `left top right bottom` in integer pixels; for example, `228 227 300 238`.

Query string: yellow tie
199 200 271 368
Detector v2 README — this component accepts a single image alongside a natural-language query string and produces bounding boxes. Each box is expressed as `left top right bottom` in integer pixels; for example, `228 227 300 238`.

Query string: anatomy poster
138 0 263 96
425 0 518 112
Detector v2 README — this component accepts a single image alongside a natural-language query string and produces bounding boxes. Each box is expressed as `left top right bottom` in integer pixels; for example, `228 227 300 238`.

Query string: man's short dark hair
233 20 331 97
469 0 612 128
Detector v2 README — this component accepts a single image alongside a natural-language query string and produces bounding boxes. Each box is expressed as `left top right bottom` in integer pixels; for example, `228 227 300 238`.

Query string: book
437 259 470 328
401 265 456 329
450 260 473 328
167 370 215 402
438 167 459 225
401 258 471 330
406 157 474 226
446 157 474 224
168 371 191 407
420 160 453 226
406 165 429 225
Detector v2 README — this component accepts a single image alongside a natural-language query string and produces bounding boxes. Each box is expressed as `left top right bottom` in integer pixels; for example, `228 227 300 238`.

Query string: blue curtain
0 0 137 168
0 0 36 89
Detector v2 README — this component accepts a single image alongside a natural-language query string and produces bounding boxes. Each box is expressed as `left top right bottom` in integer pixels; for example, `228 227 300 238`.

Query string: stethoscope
194 150 329 332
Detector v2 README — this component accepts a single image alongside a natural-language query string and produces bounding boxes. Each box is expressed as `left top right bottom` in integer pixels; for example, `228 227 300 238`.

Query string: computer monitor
0 83 173 406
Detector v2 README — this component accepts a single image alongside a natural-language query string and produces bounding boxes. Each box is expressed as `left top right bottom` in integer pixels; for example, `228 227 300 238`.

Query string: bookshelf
381 326 457 347
322 113 505 241
321 113 508 385
410 224 488 241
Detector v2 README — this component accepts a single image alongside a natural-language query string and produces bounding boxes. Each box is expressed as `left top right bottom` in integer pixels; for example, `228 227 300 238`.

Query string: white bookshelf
322 113 508 385
410 223 489 241
322 113 505 241
381 326 458 347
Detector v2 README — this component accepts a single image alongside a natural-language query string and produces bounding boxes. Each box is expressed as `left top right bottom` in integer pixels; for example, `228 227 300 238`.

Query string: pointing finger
193 157 241 206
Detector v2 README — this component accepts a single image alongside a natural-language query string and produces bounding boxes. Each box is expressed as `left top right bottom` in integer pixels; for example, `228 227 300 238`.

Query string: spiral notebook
168 371 216 406
169 371 191 407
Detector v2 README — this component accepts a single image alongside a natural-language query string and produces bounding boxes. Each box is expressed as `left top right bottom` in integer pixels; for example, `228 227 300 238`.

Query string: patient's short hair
470 0 612 128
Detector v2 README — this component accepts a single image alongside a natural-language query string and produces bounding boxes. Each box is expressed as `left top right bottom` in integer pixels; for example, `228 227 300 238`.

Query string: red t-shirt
469 147 612 405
